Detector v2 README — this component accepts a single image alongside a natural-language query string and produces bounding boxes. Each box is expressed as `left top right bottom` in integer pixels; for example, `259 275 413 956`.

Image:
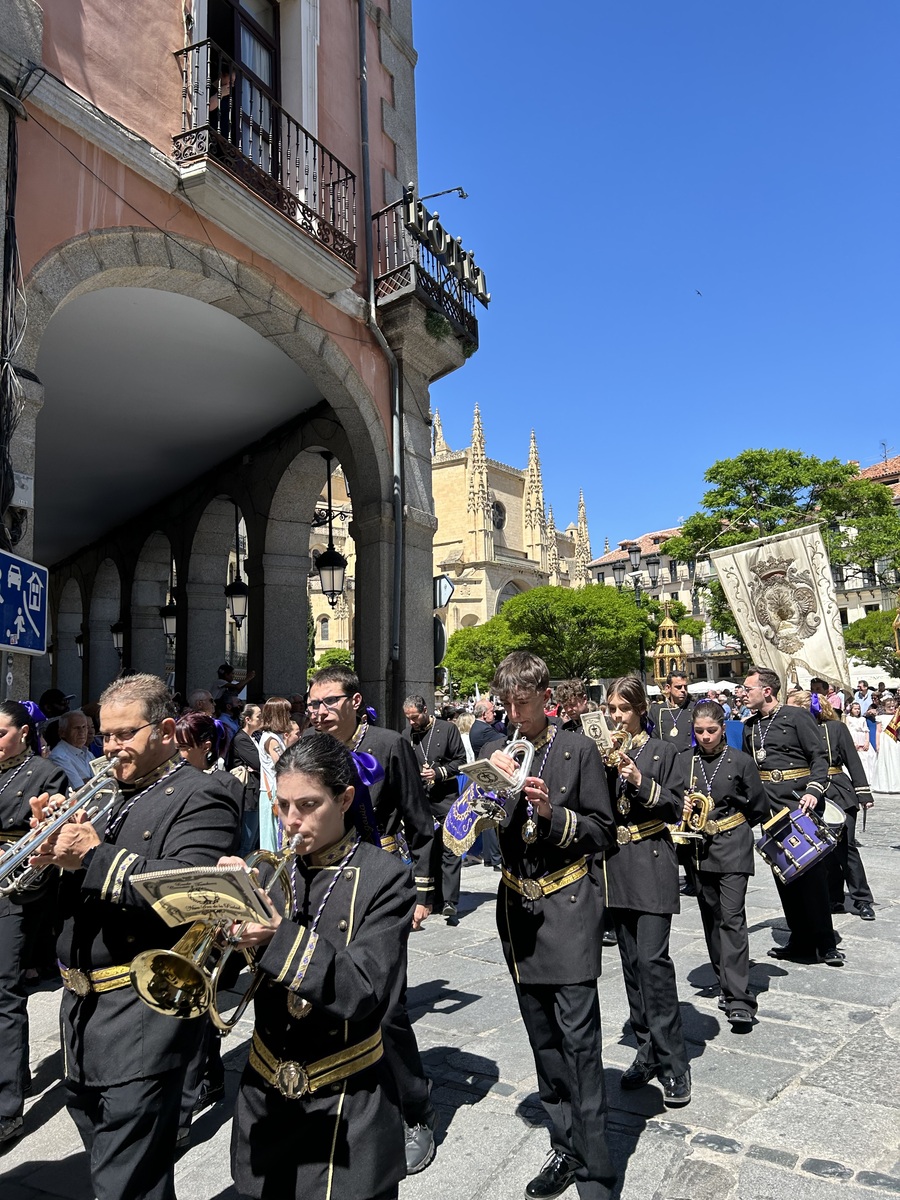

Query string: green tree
442 617 517 696
497 584 652 680
662 449 900 641
843 609 900 676
308 647 354 682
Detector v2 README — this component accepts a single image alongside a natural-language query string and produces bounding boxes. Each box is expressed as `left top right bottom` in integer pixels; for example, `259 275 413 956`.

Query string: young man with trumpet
481 651 617 1200
27 674 240 1200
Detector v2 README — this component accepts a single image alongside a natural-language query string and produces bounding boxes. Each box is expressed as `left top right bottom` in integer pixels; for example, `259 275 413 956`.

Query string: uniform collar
0 748 30 773
526 721 554 750
121 753 180 794
306 829 357 868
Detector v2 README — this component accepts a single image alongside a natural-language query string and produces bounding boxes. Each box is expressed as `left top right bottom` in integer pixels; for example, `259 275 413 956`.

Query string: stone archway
56 576 84 704
132 532 172 676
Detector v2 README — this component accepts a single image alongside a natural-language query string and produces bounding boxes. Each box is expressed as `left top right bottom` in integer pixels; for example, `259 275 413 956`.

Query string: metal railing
174 40 357 268
372 201 478 345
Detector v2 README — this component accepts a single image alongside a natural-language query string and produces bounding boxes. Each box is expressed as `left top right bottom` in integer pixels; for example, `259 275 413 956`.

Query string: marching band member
484 652 618 1200
224 732 414 1200
649 671 695 752
742 667 841 965
604 676 691 1106
786 690 875 921
305 666 437 1174
28 674 240 1200
402 694 466 926
0 701 67 1145
684 701 769 1028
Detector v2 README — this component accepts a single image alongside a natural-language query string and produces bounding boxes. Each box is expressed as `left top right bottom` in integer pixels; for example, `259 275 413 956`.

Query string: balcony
373 197 479 350
173 41 357 290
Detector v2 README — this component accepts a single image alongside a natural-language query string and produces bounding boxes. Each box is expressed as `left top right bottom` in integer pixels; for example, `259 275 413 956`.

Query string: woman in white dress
257 697 299 851
845 701 878 785
873 696 900 797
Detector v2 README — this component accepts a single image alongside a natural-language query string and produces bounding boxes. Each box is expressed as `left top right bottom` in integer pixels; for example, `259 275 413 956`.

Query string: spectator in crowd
37 688 73 750
456 712 476 763
241 703 263 739
873 695 900 797
211 662 255 702
556 679 590 732
257 698 297 852
49 710 95 788
853 680 874 715
469 699 500 755
188 689 215 716
845 701 878 785
81 701 104 757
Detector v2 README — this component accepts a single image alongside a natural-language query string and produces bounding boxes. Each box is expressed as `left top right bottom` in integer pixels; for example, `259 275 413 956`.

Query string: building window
864 604 879 616
832 565 845 586
670 592 679 602
319 616 329 642
695 664 708 680
859 567 876 589
839 607 849 627
492 501 506 531
596 571 605 583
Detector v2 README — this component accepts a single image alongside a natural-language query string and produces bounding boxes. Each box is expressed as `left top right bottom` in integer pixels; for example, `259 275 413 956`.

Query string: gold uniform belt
827 767 844 776
501 857 588 902
59 962 132 997
249 1028 383 1100
616 819 667 846
0 829 27 844
759 768 809 783
704 812 746 836
380 835 399 854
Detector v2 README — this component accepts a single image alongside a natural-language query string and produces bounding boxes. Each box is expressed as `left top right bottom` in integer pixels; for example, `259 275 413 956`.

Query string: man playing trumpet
27 674 240 1200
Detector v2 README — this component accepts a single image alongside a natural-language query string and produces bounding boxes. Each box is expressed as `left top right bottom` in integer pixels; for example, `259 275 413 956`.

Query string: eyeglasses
305 695 348 715
101 722 158 745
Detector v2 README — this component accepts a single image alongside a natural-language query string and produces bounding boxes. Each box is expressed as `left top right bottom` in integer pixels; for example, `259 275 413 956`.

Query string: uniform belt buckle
275 1060 310 1100
617 827 633 845
769 769 784 783
521 878 543 901
705 819 720 835
65 968 92 997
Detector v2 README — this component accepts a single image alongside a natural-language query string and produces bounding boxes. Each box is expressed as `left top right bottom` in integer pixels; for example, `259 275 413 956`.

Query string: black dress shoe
404 1121 436 1173
857 903 875 921
524 1150 576 1200
620 1060 658 1090
728 1008 754 1028
601 931 617 946
830 903 846 914
0 1115 23 1146
816 947 845 966
717 993 728 1011
661 1069 691 1107
191 1081 225 1116
767 944 812 961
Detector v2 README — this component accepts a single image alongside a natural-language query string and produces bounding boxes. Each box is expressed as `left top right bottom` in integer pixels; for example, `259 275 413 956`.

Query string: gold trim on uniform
501 856 587 901
704 812 746 836
0 829 26 844
109 852 139 903
99 848 129 900
616 819 667 845
275 927 307 985
380 835 399 854
558 808 578 850
60 962 132 996
308 831 357 868
643 778 661 808
249 1028 383 1099
758 767 809 783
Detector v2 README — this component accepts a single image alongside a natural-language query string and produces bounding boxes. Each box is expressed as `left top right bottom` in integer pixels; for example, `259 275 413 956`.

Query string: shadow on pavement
1 1152 92 1197
421 1045 500 1144
407 977 482 1019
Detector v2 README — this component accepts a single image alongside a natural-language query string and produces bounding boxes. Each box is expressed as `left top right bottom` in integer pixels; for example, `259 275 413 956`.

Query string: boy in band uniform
481 652 617 1200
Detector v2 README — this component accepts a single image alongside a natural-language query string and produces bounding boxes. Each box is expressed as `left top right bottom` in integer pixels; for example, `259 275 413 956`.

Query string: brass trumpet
499 728 536 794
0 757 121 896
601 728 634 768
671 791 713 844
130 836 300 1034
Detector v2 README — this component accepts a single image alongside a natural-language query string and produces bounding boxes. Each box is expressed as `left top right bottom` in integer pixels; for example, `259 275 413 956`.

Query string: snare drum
821 798 846 837
755 806 839 886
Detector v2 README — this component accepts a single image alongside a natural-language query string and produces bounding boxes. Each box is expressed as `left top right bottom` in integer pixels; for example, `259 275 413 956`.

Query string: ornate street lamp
110 620 126 658
225 503 249 629
646 555 661 588
315 452 348 609
75 633 84 660
627 543 642 573
159 563 178 645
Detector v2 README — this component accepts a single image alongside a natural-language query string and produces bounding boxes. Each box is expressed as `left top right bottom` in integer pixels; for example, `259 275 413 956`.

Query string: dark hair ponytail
0 701 41 754
275 731 356 796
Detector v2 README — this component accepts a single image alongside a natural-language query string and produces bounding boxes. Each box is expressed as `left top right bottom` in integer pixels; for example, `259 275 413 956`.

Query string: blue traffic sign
0 551 48 657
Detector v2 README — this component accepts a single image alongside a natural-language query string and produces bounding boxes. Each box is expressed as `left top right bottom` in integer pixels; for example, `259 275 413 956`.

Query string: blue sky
413 2 899 553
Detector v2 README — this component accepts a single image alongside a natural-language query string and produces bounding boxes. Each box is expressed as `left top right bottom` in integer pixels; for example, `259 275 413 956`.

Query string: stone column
88 618 122 700
351 502 394 723
185 582 226 696
131 575 168 677
258 549 310 697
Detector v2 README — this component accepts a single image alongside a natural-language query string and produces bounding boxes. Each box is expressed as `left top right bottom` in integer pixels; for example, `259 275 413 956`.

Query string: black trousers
516 982 616 1200
179 1015 224 1130
773 855 836 954
67 1067 187 1200
610 909 688 1078
0 904 28 1119
429 822 462 909
827 809 874 908
690 870 755 1013
382 972 431 1125
481 825 502 867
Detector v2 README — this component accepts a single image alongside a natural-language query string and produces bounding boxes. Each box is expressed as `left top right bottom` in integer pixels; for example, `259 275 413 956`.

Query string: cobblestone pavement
3 797 900 1199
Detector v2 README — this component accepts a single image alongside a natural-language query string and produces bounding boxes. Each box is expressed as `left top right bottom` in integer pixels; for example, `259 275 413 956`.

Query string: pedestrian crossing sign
0 550 48 656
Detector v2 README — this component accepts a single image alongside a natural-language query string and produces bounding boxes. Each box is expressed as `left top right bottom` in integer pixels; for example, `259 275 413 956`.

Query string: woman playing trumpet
683 701 769 1029
220 732 415 1200
604 677 691 1106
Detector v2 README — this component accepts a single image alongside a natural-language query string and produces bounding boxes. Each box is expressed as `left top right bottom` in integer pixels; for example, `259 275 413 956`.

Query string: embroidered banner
709 523 851 690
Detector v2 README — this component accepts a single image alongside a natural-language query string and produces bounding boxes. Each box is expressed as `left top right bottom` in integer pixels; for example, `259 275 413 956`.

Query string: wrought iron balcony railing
174 40 356 268
373 200 478 347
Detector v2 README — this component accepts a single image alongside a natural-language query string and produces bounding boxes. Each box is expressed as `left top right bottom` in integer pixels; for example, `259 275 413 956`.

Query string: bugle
0 757 121 896
670 790 713 844
130 835 301 1034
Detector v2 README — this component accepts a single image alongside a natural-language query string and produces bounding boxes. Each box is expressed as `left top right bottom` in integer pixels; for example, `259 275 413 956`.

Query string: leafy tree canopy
843 609 900 676
308 647 354 681
442 617 517 696
662 449 900 640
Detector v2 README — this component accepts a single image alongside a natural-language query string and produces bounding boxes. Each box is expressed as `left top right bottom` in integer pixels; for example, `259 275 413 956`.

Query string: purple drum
755 806 838 885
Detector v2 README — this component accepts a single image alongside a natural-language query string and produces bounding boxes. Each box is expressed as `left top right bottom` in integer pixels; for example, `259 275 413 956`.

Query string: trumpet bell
129 921 216 1020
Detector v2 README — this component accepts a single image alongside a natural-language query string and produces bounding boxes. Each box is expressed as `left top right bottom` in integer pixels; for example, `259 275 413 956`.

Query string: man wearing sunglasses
28 673 241 1200
306 665 437 1174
